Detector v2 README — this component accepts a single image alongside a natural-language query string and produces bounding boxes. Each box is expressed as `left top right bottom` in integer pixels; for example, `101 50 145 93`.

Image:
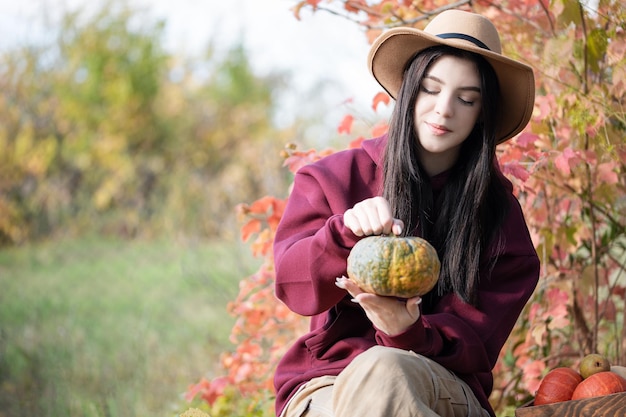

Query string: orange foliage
372 91 390 112
186 376 229 406
282 146 336 174
337 114 354 135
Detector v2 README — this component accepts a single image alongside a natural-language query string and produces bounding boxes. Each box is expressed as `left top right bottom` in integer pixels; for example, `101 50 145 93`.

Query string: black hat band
436 33 491 51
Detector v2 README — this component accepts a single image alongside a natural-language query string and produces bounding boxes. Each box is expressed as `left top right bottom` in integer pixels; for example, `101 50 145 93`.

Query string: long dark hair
382 45 509 305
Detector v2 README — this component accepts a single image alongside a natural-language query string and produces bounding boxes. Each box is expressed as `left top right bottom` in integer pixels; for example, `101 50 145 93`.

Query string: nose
434 94 454 117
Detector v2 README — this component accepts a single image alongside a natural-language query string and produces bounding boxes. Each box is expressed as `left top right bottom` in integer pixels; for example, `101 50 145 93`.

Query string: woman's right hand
343 196 404 237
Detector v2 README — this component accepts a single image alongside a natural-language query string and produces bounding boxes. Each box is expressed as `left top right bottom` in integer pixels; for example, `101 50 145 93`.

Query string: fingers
406 296 423 321
336 276 423 335
344 197 403 236
343 208 366 236
335 276 363 298
392 219 404 236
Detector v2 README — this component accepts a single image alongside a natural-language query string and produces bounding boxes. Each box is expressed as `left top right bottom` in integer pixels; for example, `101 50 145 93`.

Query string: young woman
273 10 540 417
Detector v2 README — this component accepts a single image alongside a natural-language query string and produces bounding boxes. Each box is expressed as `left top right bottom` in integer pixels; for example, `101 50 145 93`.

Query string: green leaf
587 28 609 73
555 0 583 28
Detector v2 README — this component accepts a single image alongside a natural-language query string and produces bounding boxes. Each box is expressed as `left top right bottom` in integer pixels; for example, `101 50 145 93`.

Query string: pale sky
0 0 383 133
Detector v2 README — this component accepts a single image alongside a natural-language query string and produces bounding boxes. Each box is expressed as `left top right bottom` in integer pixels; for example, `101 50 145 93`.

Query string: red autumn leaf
186 376 229 406
345 0 364 13
203 377 229 405
318 148 335 158
244 308 269 327
544 288 570 330
554 148 578 175
516 132 539 148
553 153 571 176
233 362 254 384
283 149 329 173
267 199 287 230
498 144 525 164
501 161 530 182
519 359 546 394
348 136 365 149
558 198 572 215
597 162 618 184
527 302 541 323
533 93 555 120
283 155 308 173
582 149 598 165
372 91 390 111
185 377 210 402
337 114 354 135
241 218 261 242
237 341 263 358
251 229 272 257
248 195 276 214
291 1 308 20
603 298 617 321
371 121 389 137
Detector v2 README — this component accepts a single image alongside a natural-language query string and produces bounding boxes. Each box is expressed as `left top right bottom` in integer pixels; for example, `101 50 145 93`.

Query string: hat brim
368 28 535 143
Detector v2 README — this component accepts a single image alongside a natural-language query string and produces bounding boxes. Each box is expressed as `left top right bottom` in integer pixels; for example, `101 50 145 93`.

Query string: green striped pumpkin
347 236 440 298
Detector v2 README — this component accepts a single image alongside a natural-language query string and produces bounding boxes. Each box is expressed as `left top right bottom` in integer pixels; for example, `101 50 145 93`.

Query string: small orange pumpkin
571 371 626 400
534 367 583 405
346 236 440 298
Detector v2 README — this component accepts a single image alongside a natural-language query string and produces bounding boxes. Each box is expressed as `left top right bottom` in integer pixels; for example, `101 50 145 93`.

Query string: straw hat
368 9 535 143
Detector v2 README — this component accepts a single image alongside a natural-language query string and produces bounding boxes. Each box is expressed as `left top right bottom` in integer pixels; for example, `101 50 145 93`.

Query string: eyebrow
424 74 481 93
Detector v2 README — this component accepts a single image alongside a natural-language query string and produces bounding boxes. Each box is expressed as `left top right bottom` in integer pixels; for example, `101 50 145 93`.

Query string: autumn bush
184 1 625 416
0 3 293 245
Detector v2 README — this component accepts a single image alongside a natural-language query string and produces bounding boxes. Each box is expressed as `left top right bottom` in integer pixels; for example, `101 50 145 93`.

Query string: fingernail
335 277 346 289
350 298 360 304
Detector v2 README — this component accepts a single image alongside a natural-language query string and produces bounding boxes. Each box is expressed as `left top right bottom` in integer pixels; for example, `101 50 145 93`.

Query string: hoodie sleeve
273 147 381 316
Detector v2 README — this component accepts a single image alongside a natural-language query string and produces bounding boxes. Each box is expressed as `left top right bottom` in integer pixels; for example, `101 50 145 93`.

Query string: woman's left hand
335 276 422 336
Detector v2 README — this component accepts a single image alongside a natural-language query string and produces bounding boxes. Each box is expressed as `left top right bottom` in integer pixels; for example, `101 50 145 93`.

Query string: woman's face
413 55 482 176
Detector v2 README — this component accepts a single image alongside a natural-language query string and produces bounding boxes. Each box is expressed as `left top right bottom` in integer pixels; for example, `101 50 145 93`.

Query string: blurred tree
0 1 293 244
163 44 291 237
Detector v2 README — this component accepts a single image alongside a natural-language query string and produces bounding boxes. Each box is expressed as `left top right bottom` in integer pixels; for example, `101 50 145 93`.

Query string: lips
426 122 451 135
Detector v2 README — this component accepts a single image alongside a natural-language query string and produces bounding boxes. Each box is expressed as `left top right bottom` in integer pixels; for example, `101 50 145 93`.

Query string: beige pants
280 346 490 417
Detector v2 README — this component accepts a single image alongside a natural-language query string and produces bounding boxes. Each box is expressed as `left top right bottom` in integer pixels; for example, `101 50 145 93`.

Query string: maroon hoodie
273 136 539 417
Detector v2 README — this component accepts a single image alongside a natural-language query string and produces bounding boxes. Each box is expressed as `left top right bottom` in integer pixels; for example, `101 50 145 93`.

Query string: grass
0 235 260 417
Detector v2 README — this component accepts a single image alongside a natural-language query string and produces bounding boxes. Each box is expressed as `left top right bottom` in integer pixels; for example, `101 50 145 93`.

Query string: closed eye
421 85 477 106
420 85 438 95
422 73 480 107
